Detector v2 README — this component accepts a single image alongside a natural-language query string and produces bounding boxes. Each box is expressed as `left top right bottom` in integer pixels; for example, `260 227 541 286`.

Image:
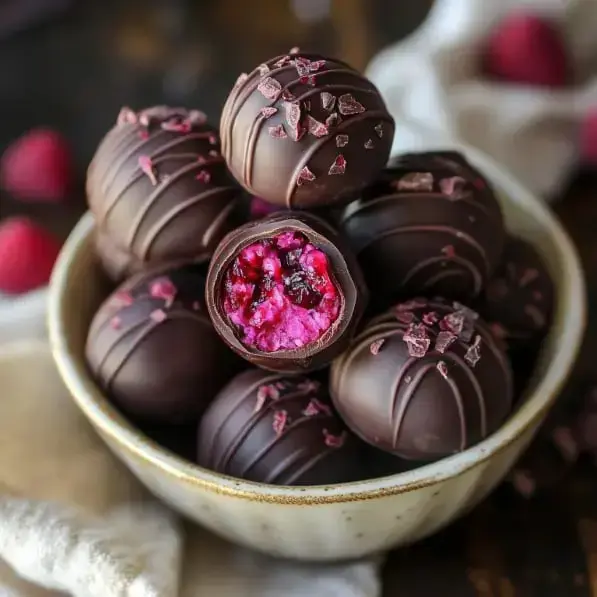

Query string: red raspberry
482 12 570 89
0 128 74 202
0 217 62 294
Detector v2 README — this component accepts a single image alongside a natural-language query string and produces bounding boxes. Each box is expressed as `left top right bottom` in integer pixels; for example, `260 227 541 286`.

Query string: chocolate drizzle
220 51 395 209
87 106 245 278
330 298 513 460
197 369 361 485
85 263 242 423
339 151 506 304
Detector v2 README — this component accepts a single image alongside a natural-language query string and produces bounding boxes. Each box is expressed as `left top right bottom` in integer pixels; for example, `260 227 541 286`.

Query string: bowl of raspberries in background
48 48 585 561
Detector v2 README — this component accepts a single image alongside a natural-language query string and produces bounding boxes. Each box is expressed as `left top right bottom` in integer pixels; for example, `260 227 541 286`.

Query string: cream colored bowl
48 126 585 562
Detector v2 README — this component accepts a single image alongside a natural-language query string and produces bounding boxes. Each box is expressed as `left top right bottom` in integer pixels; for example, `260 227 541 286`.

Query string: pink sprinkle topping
110 316 122 330
272 410 289 436
208 134 218 145
289 46 300 54
519 268 539 287
274 56 292 68
440 311 464 335
325 113 341 128
297 166 316 185
403 323 431 358
436 361 449 379
149 277 176 303
435 331 457 353
161 118 191 134
336 134 349 147
208 150 220 158
306 115 329 138
192 301 201 311
234 73 248 87
196 170 211 183
222 231 340 352
464 335 482 367
422 311 439 326
117 106 137 126
258 63 270 75
374 123 384 138
299 75 317 86
309 60 326 72
323 429 346 448
111 291 133 308
370 339 385 355
282 89 296 101
294 56 311 76
284 102 304 141
321 92 336 111
364 139 375 149
255 384 280 411
268 125 288 139
396 310 414 324
338 94 365 115
138 130 149 140
188 110 207 125
442 245 455 258
197 156 207 165
150 309 167 323
261 107 278 118
440 176 467 199
396 172 433 192
138 155 158 185
328 155 346 175
257 77 282 100
303 398 332 417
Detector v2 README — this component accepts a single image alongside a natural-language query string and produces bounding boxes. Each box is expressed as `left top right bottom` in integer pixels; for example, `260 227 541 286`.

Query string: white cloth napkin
367 0 597 199
0 290 381 597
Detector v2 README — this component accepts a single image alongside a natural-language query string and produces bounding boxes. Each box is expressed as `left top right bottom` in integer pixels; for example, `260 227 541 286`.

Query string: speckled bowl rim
48 128 586 505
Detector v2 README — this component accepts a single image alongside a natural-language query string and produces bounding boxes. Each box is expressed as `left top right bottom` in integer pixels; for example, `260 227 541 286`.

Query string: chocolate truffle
87 105 245 271
206 212 367 372
220 50 395 209
86 263 241 423
197 369 362 485
94 227 142 283
330 298 513 460
479 236 554 354
338 151 506 304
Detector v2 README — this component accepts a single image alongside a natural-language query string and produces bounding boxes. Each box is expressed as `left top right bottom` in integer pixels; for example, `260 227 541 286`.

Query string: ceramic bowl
48 126 585 562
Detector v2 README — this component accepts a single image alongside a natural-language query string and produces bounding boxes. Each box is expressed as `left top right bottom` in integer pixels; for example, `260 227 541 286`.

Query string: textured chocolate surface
206 212 368 372
87 105 245 271
85 263 242 423
220 50 394 209
339 151 505 305
330 298 513 460
197 369 362 485
479 236 554 353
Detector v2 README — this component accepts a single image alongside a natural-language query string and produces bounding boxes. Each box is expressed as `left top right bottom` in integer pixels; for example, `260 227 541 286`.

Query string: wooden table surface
1 2 597 595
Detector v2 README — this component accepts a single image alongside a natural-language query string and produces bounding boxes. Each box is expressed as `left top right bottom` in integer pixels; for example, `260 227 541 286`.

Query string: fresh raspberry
0 128 74 202
0 217 62 294
482 12 570 88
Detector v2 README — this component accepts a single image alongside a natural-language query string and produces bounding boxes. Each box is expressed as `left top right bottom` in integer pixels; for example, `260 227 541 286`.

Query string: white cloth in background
367 0 597 199
0 290 381 596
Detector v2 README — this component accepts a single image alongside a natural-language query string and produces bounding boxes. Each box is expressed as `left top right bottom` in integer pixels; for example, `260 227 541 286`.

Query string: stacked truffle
84 48 555 486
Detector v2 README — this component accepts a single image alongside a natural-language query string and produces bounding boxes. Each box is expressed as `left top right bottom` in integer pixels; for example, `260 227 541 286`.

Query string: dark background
3 1 597 595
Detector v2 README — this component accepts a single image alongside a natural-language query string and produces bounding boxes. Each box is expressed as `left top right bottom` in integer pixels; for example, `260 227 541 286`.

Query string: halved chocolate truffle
197 369 362 485
87 105 245 275
86 263 242 423
220 50 395 209
330 298 513 460
479 236 554 354
338 151 506 304
206 213 368 372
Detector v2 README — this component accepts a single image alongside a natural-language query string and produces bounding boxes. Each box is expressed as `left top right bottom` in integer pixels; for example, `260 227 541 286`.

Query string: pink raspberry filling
222 231 341 352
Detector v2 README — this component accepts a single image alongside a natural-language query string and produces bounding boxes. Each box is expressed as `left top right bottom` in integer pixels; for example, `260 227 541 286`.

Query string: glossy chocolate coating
339 151 506 304
87 105 245 270
220 51 394 209
330 298 513 460
479 236 554 354
197 369 362 485
94 227 142 283
85 263 242 423
205 212 368 372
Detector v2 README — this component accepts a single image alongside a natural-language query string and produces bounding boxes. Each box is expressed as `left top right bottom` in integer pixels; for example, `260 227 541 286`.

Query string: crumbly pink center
222 231 341 352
